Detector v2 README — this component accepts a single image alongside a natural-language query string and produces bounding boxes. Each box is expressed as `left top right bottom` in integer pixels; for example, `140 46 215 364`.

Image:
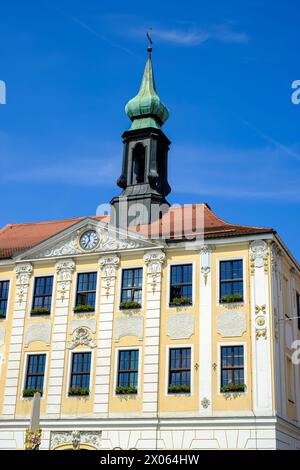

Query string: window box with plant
73 304 95 313
68 386 90 396
220 383 246 393
23 388 43 398
0 312 6 319
168 384 191 394
31 307 51 316
169 296 192 307
220 293 243 304
119 301 141 310
116 385 137 395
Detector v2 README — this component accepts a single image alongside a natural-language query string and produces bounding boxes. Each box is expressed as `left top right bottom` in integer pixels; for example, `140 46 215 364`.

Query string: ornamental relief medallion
68 327 96 350
255 304 268 340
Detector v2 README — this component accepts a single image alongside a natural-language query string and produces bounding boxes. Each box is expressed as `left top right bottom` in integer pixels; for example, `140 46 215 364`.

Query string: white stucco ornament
25 322 52 346
115 316 144 341
217 311 246 337
167 314 195 339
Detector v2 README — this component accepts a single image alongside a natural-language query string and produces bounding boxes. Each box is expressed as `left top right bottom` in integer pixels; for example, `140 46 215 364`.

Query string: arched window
131 144 146 184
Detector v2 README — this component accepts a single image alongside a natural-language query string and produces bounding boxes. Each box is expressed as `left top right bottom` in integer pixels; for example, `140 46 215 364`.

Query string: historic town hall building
0 46 299 450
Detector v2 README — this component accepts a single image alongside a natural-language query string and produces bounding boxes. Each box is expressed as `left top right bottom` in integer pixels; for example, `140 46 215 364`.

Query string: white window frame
66 348 94 398
113 346 142 397
21 351 48 400
166 261 196 309
0 276 13 320
0 353 3 376
286 354 296 404
117 266 145 312
165 344 194 397
29 273 56 317
72 269 99 315
216 256 246 306
217 342 247 396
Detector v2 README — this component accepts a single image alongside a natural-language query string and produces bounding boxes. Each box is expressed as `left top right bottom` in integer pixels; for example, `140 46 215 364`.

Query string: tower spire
125 35 169 131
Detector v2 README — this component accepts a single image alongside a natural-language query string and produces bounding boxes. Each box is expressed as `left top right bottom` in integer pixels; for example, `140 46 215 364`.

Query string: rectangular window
221 346 245 392
220 260 243 303
69 352 91 395
296 292 300 331
31 276 53 315
75 272 97 310
120 268 143 307
170 264 193 305
0 280 9 319
116 350 139 394
24 354 46 396
168 348 191 394
287 357 295 403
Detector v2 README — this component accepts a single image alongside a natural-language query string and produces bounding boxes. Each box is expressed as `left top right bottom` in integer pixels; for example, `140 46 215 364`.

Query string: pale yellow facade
0 222 299 449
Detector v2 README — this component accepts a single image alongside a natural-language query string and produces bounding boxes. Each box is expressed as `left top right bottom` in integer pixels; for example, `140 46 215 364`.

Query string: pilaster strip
249 240 273 415
270 243 283 417
199 245 213 415
143 250 165 416
3 263 33 415
46 259 75 416
94 254 120 414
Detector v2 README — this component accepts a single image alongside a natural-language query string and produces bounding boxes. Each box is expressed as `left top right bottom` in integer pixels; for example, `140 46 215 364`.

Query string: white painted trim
117 265 145 313
217 342 247 396
112 346 142 397
66 348 95 399
164 344 194 397
21 351 49 401
215 256 246 306
166 261 195 309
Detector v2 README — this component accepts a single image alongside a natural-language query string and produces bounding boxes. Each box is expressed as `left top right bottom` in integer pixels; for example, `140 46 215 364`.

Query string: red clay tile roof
134 204 274 240
0 204 273 260
0 215 107 260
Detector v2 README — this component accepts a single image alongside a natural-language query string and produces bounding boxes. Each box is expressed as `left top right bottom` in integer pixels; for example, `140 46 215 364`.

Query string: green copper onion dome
125 47 169 130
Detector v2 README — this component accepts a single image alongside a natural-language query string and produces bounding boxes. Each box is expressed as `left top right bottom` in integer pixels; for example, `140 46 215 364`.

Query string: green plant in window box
68 386 89 396
168 384 191 394
116 385 137 395
23 388 43 398
73 304 95 313
169 297 192 307
220 383 246 393
31 307 51 315
220 294 243 304
119 301 141 310
0 312 6 319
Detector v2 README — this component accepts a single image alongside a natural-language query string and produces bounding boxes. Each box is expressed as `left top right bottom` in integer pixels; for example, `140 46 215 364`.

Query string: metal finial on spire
146 29 153 55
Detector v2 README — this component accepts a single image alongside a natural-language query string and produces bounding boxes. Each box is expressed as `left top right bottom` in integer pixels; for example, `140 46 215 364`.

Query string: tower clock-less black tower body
110 126 171 228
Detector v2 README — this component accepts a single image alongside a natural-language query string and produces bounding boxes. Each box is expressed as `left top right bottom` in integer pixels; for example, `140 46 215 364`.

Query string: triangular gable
15 217 164 260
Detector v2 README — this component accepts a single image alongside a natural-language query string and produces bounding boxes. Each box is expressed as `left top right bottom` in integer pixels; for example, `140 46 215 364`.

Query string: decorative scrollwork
68 327 96 350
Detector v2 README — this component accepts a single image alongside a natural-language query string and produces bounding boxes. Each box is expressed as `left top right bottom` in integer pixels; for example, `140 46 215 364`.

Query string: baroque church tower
110 43 172 228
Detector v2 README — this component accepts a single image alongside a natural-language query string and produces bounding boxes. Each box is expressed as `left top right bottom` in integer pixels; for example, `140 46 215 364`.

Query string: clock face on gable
79 230 100 251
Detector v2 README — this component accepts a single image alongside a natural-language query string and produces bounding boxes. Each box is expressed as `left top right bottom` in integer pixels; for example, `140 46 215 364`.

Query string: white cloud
153 28 211 46
152 24 249 46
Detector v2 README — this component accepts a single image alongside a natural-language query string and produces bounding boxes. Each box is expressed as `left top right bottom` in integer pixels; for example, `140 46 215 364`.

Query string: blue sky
1 0 300 258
